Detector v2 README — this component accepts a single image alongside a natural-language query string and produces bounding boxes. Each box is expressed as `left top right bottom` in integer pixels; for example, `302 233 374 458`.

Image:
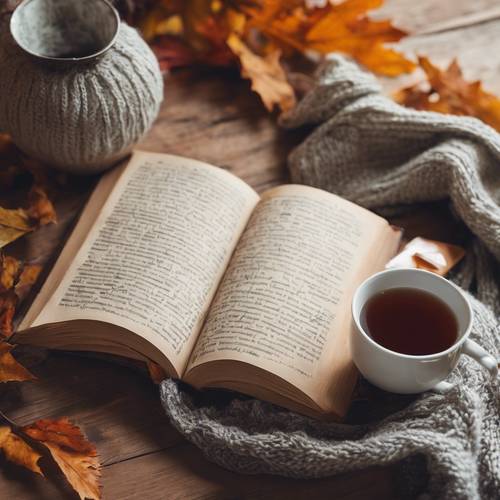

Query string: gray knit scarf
161 56 500 500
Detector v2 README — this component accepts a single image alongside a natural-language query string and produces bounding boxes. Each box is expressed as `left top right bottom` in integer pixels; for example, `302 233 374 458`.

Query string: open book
15 151 401 419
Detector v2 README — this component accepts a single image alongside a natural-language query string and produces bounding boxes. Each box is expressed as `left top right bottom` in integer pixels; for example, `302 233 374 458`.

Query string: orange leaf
243 0 415 76
394 57 500 131
27 185 57 226
15 264 42 302
147 360 167 384
0 291 16 339
0 255 41 337
0 425 43 475
0 342 36 383
227 33 296 112
23 418 101 500
0 254 21 292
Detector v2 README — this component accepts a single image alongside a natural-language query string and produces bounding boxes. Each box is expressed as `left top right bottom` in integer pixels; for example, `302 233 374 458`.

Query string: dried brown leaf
27 185 57 226
394 57 500 131
23 418 101 500
227 33 295 111
0 255 21 292
0 342 36 383
0 426 43 475
15 264 42 302
0 291 16 339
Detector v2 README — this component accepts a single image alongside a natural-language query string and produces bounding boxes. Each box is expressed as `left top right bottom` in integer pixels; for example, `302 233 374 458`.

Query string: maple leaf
227 33 296 111
394 57 500 131
23 418 101 500
0 426 42 475
242 0 415 76
0 342 36 383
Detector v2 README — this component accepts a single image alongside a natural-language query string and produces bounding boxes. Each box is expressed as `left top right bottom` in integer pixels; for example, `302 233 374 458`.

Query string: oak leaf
394 57 500 131
0 426 42 475
0 342 36 383
23 418 101 500
227 33 296 111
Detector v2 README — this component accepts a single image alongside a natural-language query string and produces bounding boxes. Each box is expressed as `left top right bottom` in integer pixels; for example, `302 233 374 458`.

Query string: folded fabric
161 55 500 500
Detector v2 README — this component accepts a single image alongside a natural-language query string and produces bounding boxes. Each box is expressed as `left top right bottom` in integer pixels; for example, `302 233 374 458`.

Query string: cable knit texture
0 21 163 173
160 56 500 500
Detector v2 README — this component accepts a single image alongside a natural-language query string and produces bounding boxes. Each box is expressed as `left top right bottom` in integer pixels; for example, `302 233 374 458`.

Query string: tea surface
361 287 458 355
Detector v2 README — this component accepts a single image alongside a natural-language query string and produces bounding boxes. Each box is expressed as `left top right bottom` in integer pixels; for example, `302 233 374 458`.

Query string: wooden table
1 1 499 498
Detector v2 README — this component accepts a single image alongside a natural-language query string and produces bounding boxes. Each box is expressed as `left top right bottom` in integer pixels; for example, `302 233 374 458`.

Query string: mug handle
433 339 498 393
461 339 498 377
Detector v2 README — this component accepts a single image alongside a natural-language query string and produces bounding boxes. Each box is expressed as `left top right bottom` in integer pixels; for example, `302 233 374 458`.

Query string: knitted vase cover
0 22 163 173
160 57 500 500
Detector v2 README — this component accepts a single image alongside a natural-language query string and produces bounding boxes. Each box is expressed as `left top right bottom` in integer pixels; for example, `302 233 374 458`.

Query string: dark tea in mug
360 287 458 356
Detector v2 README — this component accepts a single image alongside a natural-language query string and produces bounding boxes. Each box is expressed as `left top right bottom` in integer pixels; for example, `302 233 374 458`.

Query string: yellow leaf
0 226 28 249
227 33 296 112
0 426 43 475
0 342 36 383
0 207 32 231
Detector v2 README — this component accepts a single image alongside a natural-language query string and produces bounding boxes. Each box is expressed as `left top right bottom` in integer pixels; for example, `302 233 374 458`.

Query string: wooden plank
1 441 397 500
0 353 182 466
139 69 293 193
100 445 398 500
379 0 500 35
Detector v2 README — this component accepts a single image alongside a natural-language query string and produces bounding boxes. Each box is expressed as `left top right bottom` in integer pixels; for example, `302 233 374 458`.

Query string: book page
186 185 400 410
27 151 259 376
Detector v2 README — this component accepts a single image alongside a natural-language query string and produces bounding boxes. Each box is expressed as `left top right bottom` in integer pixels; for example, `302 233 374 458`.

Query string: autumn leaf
394 57 500 131
0 426 43 475
242 0 415 76
147 360 167 384
23 418 101 500
0 208 33 249
0 291 16 339
27 185 57 226
228 33 295 111
0 255 42 338
0 254 21 292
0 342 36 383
15 264 42 302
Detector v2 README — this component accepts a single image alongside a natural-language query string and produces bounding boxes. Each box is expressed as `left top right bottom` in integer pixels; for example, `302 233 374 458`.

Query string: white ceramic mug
351 268 498 393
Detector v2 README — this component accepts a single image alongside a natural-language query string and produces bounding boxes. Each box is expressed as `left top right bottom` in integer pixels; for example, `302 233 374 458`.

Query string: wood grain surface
1 1 496 498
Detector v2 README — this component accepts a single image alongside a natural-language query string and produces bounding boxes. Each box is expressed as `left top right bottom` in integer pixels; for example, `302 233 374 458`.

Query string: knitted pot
0 0 164 174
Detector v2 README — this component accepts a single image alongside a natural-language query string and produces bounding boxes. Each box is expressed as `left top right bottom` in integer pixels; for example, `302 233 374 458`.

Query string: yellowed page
186 185 400 411
19 162 126 330
23 151 259 376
